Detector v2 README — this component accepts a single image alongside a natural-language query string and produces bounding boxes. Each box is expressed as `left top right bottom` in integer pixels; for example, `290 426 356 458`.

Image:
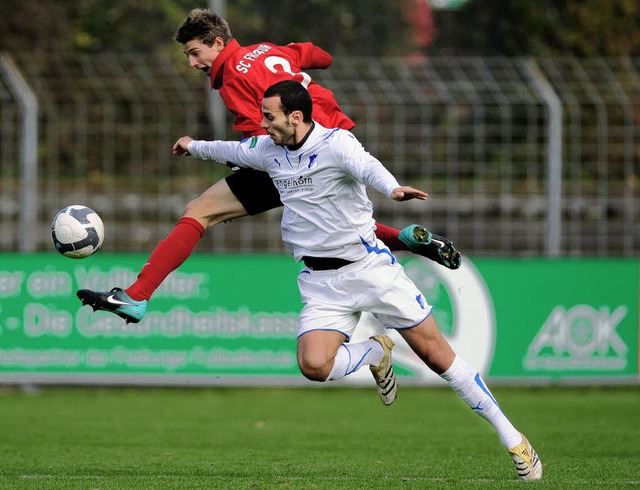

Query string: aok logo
524 305 628 371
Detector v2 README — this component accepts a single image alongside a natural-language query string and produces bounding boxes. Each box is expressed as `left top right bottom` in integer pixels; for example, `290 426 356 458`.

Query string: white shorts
296 244 432 340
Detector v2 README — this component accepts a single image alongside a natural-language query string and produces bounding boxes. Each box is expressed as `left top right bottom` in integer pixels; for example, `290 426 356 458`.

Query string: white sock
328 339 385 381
440 356 523 449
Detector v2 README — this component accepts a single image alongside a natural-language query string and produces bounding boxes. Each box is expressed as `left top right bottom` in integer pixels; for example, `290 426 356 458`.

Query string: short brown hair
174 8 233 46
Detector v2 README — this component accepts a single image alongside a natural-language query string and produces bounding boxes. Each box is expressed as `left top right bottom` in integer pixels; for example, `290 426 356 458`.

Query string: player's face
182 38 224 76
261 96 296 146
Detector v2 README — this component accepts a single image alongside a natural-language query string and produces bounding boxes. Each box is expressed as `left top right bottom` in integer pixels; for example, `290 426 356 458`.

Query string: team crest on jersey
308 154 319 169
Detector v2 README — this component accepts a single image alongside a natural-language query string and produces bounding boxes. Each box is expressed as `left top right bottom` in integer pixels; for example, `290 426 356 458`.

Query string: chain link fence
1 52 639 257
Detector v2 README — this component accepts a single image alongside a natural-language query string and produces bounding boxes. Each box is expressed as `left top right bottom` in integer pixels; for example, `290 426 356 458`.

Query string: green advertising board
478 259 639 381
0 253 637 385
0 254 306 384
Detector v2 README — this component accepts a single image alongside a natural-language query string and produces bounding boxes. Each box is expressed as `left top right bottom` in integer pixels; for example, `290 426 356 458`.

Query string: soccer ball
51 205 105 258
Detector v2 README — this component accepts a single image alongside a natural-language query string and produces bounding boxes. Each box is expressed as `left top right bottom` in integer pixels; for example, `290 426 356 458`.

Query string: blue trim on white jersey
390 311 431 331
323 128 341 141
283 149 293 169
294 128 339 170
360 237 396 264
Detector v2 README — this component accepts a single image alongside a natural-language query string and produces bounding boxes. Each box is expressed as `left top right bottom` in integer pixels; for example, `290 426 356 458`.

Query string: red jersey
210 39 355 137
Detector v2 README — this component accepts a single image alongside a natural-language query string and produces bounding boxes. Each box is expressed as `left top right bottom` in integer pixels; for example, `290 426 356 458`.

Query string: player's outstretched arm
390 186 428 202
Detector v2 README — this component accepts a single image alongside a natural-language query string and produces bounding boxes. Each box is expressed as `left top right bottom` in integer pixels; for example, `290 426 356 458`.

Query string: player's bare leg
397 315 456 374
77 179 249 323
399 316 542 480
182 178 250 229
297 329 398 405
296 330 347 382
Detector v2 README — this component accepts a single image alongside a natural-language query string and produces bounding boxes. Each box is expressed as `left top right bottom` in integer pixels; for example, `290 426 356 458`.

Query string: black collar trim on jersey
287 121 315 151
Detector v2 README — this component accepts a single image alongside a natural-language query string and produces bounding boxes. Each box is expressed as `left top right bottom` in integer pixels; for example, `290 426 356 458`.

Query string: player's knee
297 357 330 382
182 195 221 227
182 186 247 227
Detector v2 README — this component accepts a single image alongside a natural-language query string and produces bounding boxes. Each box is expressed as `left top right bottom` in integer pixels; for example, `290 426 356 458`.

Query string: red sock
125 217 205 301
374 223 409 251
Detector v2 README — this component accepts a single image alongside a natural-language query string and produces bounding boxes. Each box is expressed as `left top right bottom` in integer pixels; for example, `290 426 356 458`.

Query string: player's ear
213 36 225 50
291 110 304 124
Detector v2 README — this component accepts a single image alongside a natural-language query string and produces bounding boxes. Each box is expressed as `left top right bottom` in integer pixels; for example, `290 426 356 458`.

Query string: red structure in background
401 0 436 63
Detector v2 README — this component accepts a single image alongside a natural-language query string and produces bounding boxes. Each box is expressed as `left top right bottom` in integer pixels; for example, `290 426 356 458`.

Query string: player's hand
390 186 428 202
172 136 194 156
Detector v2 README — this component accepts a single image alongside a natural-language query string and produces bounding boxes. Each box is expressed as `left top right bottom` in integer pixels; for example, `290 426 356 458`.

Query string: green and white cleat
398 224 461 270
369 335 398 406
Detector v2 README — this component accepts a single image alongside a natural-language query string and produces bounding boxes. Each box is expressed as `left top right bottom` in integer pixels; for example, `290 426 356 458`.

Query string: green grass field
0 385 638 489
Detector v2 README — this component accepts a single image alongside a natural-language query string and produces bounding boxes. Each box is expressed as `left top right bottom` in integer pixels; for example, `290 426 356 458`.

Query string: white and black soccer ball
51 205 105 259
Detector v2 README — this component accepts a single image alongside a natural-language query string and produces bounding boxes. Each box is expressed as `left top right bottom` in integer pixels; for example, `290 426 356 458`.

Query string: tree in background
4 0 640 58
0 0 72 51
431 0 640 56
225 0 407 57
0 0 194 53
0 0 407 56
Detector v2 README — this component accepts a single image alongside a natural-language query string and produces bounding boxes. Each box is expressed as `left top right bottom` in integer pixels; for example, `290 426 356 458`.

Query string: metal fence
1 52 639 258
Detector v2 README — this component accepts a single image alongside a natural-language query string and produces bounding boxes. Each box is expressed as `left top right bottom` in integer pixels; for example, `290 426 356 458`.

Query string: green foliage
3 0 640 56
0 0 72 50
0 0 406 56
226 0 407 56
432 0 640 56
561 0 640 56
64 0 190 52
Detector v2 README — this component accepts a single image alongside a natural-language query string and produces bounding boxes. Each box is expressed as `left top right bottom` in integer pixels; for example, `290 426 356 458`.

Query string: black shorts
225 168 283 216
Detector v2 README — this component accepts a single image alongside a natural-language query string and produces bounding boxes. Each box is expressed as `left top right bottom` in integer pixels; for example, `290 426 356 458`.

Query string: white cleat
369 335 398 406
508 433 542 480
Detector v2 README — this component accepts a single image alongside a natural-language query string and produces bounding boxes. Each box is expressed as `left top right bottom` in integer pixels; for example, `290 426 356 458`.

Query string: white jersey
188 123 400 262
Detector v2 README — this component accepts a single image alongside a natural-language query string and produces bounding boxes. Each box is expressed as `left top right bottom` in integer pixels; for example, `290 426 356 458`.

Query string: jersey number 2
264 56 312 88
